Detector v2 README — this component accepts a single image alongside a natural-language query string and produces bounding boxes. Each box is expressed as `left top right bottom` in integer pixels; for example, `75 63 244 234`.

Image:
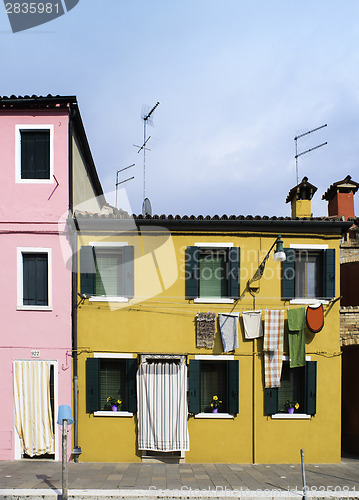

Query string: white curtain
137 360 189 451
13 361 55 457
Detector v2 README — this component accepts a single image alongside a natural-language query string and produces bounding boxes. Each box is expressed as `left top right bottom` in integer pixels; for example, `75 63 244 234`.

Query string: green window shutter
282 248 296 299
228 247 241 299
126 358 138 413
188 360 201 414
305 361 317 415
185 247 199 299
21 131 50 179
323 249 335 299
227 360 239 414
23 253 48 306
86 358 100 413
80 246 96 296
265 388 278 415
123 246 134 298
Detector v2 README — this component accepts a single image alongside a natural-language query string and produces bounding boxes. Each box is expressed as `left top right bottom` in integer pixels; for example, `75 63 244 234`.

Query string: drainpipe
69 110 81 462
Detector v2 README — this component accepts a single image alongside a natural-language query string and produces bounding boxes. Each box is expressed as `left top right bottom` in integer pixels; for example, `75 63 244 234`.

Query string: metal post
300 448 307 500
73 375 78 463
62 419 68 500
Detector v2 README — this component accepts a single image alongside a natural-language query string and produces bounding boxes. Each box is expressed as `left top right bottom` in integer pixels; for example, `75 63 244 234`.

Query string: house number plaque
31 350 40 358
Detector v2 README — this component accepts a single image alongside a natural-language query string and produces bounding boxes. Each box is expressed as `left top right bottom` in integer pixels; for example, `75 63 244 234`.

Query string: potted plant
283 400 299 414
210 395 222 413
106 396 122 412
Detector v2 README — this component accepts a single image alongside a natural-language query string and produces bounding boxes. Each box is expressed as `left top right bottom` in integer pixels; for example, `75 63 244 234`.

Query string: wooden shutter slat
282 248 296 299
324 249 335 299
86 358 100 413
185 247 199 299
265 387 278 415
228 247 241 299
80 246 96 296
305 361 317 415
126 358 138 413
123 246 134 298
227 360 239 414
188 360 201 414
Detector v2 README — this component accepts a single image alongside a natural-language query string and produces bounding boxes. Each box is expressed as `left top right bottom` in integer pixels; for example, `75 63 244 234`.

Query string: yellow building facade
73 211 350 464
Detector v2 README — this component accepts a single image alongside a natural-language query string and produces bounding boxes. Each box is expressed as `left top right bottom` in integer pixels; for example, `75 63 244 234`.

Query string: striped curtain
13 361 55 457
137 360 189 451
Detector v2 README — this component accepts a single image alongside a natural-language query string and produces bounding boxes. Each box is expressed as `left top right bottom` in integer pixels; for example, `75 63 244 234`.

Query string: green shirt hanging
287 308 306 368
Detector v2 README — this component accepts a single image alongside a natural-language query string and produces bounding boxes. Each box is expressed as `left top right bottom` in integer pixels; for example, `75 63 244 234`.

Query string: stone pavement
0 455 359 499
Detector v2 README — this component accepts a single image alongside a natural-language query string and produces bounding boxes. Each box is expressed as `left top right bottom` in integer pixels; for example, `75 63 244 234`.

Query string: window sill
193 298 234 304
271 413 311 420
17 305 52 311
194 413 234 419
16 178 53 184
289 299 329 305
94 411 134 417
89 297 129 303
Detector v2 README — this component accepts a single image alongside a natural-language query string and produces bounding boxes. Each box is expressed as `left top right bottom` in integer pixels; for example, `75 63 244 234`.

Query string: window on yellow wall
86 357 137 413
282 248 335 301
80 245 134 299
188 359 239 415
265 361 317 416
185 246 241 300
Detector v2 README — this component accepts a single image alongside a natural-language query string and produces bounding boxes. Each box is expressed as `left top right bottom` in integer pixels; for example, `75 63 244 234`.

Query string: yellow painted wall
76 228 342 463
72 135 102 212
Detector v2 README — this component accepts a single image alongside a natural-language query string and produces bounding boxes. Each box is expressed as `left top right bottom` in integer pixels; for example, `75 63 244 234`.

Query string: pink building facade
0 95 103 461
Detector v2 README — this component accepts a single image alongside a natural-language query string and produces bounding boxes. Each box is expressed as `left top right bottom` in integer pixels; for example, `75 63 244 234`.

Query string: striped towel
264 310 285 388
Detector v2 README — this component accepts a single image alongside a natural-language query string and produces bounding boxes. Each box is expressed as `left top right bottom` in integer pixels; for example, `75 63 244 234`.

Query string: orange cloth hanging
306 304 324 333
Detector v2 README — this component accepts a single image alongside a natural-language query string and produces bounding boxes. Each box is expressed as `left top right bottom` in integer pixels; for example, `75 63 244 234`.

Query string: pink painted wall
0 109 69 222
0 108 73 460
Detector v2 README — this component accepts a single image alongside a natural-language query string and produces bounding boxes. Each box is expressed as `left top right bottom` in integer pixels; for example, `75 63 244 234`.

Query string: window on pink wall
17 247 52 310
15 125 54 183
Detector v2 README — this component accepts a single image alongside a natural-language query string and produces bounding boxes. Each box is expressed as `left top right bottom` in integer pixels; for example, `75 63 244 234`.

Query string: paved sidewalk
0 456 358 499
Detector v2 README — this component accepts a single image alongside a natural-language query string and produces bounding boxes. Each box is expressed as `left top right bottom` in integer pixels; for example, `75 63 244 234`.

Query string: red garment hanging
306 303 324 333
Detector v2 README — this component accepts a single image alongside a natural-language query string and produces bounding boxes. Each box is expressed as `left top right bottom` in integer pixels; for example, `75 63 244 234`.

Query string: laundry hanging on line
218 312 239 352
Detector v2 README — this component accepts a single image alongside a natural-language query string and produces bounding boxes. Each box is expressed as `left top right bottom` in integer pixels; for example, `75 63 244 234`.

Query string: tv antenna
294 124 327 185
134 101 160 202
115 164 135 209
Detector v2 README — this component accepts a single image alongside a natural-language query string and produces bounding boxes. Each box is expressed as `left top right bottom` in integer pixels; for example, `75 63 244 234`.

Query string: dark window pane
200 361 227 412
99 360 126 411
295 250 323 298
21 131 50 179
277 362 305 412
23 253 48 306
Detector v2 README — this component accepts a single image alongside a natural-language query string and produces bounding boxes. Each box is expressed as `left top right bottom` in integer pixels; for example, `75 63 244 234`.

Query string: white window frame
271 356 312 420
15 125 54 184
193 242 234 304
288 243 329 305
88 242 129 303
93 352 134 417
17 247 52 311
193 354 235 419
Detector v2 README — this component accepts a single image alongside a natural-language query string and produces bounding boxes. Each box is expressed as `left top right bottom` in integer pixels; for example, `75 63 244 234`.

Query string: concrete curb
0 489 359 500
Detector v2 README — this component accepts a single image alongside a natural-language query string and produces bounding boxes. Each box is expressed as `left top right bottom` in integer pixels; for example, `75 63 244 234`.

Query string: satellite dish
142 198 152 216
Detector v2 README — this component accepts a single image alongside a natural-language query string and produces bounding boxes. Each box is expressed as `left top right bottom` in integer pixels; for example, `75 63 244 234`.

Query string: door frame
14 360 59 461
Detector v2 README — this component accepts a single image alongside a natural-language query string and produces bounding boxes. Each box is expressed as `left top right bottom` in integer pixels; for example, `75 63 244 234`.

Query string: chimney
286 176 317 218
321 175 359 220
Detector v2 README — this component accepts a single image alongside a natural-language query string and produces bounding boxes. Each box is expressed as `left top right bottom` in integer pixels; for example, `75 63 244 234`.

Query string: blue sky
2 1 359 217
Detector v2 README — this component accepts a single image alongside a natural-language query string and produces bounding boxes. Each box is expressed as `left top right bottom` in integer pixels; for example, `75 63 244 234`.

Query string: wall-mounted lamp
249 234 286 286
